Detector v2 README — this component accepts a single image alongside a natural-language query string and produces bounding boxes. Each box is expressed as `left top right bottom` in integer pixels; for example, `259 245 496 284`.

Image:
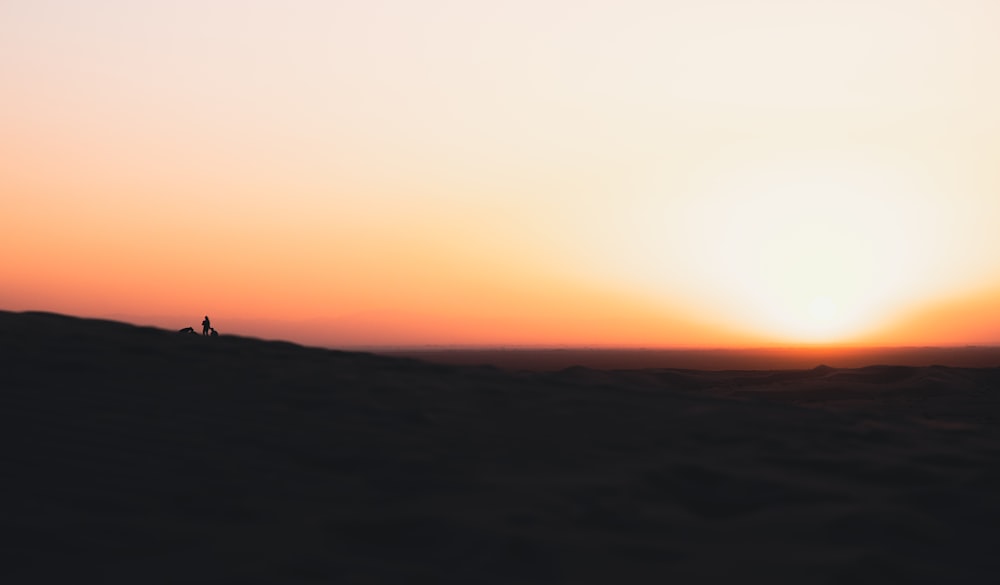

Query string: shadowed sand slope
3 311 1000 584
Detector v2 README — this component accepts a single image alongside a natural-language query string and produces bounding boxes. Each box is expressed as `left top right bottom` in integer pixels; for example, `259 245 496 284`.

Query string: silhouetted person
178 326 195 334
202 315 211 336
210 327 218 338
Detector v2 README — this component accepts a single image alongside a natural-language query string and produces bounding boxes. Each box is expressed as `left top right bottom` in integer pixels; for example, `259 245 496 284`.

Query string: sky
3 0 1000 347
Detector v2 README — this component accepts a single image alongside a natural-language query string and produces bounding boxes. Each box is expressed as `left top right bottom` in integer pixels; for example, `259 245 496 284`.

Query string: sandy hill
3 310 1000 584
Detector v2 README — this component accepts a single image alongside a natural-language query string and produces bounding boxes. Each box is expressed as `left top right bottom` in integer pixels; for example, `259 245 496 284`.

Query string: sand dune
3 311 1000 584
384 346 1000 371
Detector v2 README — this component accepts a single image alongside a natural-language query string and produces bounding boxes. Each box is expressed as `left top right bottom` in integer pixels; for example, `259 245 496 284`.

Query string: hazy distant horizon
9 306 1000 354
381 345 1000 371
9 308 1000 373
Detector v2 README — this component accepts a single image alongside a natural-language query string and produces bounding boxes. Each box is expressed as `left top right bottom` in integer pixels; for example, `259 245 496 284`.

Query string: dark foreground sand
3 311 1000 584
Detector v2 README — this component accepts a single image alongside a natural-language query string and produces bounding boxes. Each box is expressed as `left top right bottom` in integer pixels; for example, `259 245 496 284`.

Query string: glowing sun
673 151 938 343
808 295 838 326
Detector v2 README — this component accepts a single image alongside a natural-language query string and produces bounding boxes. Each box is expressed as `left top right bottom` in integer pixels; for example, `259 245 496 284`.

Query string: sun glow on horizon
631 149 955 344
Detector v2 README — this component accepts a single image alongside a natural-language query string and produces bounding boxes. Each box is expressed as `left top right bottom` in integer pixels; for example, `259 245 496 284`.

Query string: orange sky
3 0 1000 347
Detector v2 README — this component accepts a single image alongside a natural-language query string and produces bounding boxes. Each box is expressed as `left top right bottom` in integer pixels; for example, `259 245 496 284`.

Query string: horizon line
8 309 1000 353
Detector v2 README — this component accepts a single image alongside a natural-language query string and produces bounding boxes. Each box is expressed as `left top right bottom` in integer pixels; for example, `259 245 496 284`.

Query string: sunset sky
3 0 1000 347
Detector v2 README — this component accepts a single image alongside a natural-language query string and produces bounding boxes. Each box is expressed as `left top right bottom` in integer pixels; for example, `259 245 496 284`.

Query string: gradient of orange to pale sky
3 1 1000 347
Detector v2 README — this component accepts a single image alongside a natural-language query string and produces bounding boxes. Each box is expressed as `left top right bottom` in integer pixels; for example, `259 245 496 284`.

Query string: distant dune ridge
3 311 1000 584
385 345 1000 371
